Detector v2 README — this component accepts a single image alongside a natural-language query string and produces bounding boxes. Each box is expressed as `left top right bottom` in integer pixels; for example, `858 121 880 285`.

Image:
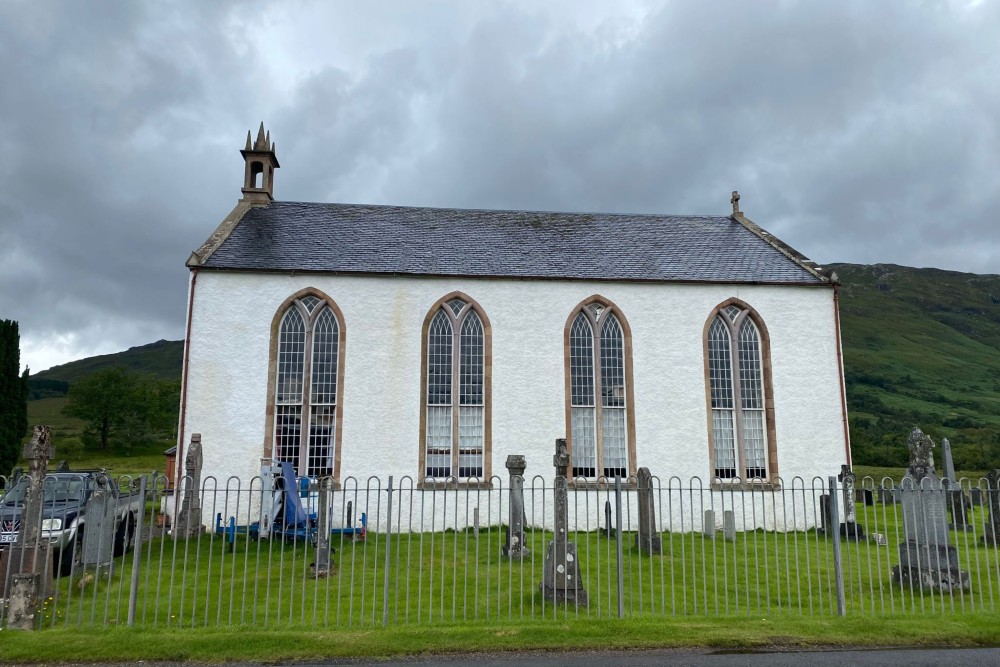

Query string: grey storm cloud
1 0 998 372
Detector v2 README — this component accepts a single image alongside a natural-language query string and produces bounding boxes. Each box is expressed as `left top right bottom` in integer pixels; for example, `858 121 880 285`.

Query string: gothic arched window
565 297 635 480
420 293 491 482
268 290 345 478
705 300 776 481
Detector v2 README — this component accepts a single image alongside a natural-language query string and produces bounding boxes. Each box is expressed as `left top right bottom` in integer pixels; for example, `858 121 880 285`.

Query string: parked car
0 471 144 576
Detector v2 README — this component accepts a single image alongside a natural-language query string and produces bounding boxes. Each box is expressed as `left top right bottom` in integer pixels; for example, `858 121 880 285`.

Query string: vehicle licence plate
0 533 16 543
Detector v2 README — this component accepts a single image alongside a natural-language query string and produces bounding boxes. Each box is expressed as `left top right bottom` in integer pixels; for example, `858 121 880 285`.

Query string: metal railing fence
2 472 999 628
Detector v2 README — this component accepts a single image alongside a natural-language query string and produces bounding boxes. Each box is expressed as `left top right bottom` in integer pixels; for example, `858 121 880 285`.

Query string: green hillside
832 263 1000 469
29 338 183 398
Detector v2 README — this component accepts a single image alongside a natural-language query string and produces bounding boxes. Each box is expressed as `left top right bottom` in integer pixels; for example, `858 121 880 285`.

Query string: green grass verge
2 613 1000 663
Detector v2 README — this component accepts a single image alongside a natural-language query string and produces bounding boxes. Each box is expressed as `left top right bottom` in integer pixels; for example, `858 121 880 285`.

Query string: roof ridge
270 200 734 221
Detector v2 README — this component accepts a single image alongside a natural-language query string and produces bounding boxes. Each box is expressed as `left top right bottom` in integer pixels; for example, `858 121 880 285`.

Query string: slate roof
196 201 825 284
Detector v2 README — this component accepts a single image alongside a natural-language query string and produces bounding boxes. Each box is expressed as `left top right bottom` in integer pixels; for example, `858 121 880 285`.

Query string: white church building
176 125 851 503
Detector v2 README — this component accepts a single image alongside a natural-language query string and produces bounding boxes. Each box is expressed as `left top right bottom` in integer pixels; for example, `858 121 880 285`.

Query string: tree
0 320 29 477
64 368 179 453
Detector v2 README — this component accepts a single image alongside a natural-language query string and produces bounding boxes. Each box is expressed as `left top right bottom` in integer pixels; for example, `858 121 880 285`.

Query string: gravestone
81 481 116 566
502 455 530 559
819 494 830 534
722 511 736 542
174 433 205 539
602 501 613 539
703 510 716 539
838 465 865 540
970 488 983 507
310 477 333 577
635 467 661 554
892 427 970 591
983 469 1000 547
539 439 587 606
941 438 971 531
3 426 55 630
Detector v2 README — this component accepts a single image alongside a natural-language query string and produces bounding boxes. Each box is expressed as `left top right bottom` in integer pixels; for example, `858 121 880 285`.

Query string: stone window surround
701 297 779 489
418 291 493 489
562 295 638 484
263 287 347 486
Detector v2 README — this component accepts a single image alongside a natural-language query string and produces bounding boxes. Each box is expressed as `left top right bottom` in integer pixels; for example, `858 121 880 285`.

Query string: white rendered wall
180 271 848 522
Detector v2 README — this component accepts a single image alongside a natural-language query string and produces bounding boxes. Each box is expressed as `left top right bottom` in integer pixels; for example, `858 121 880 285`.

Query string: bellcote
240 122 279 205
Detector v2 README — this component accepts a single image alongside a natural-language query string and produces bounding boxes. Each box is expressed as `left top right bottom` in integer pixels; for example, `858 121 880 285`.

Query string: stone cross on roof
731 190 741 215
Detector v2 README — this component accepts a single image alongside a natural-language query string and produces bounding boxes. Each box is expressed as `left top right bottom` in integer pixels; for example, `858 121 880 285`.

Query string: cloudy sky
2 0 998 373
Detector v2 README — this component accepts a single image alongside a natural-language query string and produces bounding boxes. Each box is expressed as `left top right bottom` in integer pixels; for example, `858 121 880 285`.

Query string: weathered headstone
310 477 333 577
940 438 971 531
540 439 587 606
502 455 530 559
838 465 865 540
703 510 716 539
81 481 116 566
174 433 205 539
892 428 970 591
635 467 661 554
602 500 613 539
941 438 957 483
722 511 736 542
970 488 983 507
983 470 1000 547
819 494 830 534
3 426 55 630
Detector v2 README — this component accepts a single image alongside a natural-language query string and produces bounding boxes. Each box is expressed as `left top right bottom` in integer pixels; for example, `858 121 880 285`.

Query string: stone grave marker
941 438 971 531
703 510 716 539
81 481 117 566
174 433 205 539
983 469 1000 547
502 455 530 559
892 427 969 591
539 439 587 606
723 511 736 542
838 465 865 540
635 467 661 554
819 494 830 534
602 500 613 539
310 477 333 577
3 426 55 630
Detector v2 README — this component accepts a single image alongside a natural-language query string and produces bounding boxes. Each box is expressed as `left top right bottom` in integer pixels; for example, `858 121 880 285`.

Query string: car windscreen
1 476 88 505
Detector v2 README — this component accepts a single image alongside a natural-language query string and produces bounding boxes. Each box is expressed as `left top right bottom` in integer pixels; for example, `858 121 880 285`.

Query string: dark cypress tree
0 319 29 477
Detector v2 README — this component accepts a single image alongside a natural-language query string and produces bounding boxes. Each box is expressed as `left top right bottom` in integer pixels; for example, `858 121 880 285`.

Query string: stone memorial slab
540 439 587 606
635 467 661 554
838 465 865 540
983 470 1000 547
703 510 716 539
310 477 333 577
502 455 530 559
892 427 970 591
174 433 205 539
723 511 736 542
602 500 613 539
81 483 116 565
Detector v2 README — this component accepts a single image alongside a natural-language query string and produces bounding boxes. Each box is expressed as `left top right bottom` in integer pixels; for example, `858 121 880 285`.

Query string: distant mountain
831 263 1000 468
26 264 1000 468
28 339 183 398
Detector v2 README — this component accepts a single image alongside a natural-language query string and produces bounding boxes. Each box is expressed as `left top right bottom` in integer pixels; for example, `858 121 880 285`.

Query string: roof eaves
731 212 834 284
186 200 255 268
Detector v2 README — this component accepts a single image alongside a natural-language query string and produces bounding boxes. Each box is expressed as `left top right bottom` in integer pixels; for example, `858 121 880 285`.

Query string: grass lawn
3 612 1000 663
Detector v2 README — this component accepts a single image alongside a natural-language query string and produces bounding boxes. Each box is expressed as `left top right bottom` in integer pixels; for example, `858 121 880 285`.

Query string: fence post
615 474 624 619
828 475 846 617
127 474 148 627
382 475 394 627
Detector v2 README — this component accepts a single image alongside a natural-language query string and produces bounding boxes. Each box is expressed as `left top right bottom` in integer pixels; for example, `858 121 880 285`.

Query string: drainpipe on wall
833 283 851 466
173 268 198 520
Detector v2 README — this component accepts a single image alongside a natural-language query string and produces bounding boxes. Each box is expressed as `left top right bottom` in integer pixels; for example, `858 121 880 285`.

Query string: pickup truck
0 471 144 576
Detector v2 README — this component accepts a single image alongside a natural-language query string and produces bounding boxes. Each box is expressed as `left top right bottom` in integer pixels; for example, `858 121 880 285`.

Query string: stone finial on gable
240 122 280 206
731 190 741 215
